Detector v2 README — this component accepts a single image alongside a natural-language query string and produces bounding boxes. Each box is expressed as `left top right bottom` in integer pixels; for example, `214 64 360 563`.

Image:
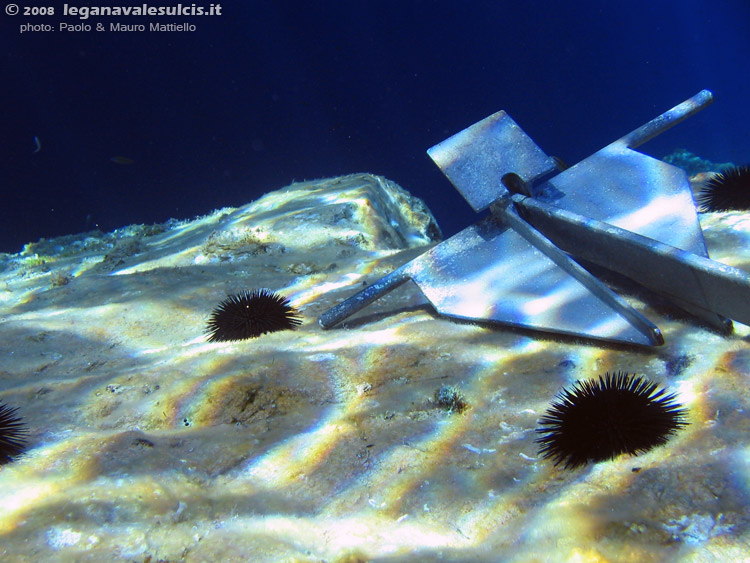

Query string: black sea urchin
697 165 750 212
205 289 301 342
0 401 28 464
536 371 687 469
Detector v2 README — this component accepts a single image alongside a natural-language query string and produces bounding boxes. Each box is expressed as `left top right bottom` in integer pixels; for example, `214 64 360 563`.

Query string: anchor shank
516 193 750 326
493 202 663 345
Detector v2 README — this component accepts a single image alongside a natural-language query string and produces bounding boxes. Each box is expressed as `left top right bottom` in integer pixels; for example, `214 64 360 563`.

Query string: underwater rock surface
1 172 750 561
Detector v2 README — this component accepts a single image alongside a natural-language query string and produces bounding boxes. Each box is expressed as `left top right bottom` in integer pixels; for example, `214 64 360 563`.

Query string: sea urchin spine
697 165 750 212
536 371 687 469
205 289 302 342
0 401 28 465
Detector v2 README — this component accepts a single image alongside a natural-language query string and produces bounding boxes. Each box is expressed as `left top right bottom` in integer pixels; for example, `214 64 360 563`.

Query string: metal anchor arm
515 193 750 326
618 89 713 149
494 201 663 345
318 268 411 329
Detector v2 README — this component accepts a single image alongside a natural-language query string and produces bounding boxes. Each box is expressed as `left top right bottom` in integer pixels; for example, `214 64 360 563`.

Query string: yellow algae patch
373 416 476 517
564 548 611 563
244 421 355 486
0 478 58 533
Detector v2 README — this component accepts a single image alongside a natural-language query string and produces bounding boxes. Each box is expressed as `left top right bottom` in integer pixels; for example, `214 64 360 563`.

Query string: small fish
110 156 134 165
32 136 41 153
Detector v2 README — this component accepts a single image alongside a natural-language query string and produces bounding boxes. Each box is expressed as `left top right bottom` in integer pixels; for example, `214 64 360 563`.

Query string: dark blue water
2 1 749 253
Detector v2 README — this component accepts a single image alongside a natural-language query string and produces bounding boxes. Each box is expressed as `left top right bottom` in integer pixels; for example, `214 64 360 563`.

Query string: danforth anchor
319 90 750 346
